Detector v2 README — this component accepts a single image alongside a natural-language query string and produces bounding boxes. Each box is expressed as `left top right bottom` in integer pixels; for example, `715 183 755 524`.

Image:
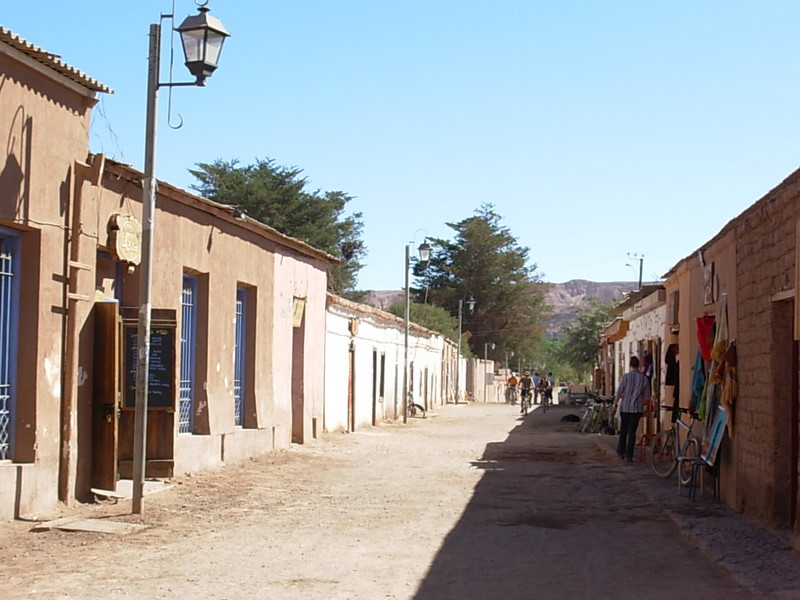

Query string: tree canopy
416 204 549 364
559 297 615 379
189 158 365 295
386 300 467 353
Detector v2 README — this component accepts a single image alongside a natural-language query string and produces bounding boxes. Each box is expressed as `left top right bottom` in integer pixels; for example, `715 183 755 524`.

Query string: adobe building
325 294 457 432
0 26 112 519
0 27 336 520
662 166 800 543
610 285 666 442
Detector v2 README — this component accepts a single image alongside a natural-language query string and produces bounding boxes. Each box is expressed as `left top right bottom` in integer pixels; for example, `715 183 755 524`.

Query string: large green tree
418 204 549 364
189 158 366 295
559 297 615 379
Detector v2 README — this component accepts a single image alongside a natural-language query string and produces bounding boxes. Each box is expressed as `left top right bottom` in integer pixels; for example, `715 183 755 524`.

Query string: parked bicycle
407 392 426 418
650 405 700 485
579 392 615 434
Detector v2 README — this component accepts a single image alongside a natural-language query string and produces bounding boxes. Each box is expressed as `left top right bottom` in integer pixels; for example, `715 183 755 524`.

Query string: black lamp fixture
417 241 432 265
466 296 476 313
176 3 231 85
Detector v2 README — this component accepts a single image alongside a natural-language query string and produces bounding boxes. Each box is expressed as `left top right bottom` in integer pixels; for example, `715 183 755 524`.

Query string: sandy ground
1 401 795 599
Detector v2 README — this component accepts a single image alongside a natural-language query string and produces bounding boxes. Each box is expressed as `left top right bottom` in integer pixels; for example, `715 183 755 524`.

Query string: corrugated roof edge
0 26 113 94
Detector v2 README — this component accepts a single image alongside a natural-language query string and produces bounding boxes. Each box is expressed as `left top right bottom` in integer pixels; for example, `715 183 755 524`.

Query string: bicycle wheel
588 406 602 433
579 407 593 433
679 437 700 486
650 430 678 478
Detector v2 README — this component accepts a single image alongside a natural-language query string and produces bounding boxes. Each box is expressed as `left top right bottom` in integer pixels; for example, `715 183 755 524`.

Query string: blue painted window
0 231 19 461
179 275 197 434
233 287 247 427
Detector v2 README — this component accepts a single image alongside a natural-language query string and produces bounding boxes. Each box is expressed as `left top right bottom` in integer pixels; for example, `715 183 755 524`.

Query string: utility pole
627 253 644 289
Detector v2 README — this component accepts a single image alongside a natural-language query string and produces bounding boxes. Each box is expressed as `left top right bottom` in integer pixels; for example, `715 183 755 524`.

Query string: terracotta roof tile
0 26 112 94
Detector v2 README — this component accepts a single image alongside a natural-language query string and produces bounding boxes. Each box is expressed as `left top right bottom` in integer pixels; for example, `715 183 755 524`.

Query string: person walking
545 372 555 406
613 356 651 462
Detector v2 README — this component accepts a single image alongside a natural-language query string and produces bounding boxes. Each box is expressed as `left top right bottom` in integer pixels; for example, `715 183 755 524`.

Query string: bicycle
542 386 553 414
579 392 614 433
520 387 532 415
579 395 597 432
407 392 426 418
506 386 518 405
650 405 700 485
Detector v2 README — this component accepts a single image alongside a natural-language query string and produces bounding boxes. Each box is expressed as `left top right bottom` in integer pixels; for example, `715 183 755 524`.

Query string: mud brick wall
734 175 800 527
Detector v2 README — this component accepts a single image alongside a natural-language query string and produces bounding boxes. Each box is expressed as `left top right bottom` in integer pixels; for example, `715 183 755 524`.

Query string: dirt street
0 402 774 599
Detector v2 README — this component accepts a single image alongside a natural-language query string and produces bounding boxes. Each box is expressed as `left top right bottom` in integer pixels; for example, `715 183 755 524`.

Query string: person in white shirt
613 356 651 462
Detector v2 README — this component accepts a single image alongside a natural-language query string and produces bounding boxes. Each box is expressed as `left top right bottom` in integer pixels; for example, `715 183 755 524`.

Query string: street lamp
175 4 230 85
483 342 495 402
403 240 432 423
454 296 475 404
132 2 230 515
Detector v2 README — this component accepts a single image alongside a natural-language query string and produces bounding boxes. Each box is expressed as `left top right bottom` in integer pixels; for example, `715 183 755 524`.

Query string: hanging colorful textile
702 295 729 427
720 341 737 438
690 348 705 414
709 295 729 386
696 315 716 361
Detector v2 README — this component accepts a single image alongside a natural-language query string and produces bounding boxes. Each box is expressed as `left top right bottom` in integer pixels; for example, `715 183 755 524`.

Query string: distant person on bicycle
506 372 519 404
545 372 555 405
539 376 551 407
532 372 541 404
519 372 533 413
613 356 651 462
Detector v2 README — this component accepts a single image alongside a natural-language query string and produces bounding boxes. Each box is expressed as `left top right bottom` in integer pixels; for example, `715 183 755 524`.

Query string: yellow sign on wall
293 297 306 328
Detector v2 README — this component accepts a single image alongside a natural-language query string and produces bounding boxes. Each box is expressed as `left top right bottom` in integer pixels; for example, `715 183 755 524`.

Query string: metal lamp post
132 2 230 515
454 296 475 404
403 241 431 423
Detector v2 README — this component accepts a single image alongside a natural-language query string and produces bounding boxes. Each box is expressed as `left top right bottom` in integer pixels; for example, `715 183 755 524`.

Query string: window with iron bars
179 274 197 434
233 287 247 427
0 230 19 461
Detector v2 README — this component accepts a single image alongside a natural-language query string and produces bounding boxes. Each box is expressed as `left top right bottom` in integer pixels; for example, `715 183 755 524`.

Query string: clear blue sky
5 1 800 289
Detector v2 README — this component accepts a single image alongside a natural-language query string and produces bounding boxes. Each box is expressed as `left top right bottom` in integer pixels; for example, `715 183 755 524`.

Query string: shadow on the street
412 404 589 600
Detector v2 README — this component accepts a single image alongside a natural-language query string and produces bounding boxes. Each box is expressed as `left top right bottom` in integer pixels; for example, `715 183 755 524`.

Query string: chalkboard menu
123 325 175 408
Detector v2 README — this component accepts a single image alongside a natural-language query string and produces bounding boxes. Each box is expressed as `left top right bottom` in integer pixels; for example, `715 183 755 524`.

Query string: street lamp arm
159 81 202 88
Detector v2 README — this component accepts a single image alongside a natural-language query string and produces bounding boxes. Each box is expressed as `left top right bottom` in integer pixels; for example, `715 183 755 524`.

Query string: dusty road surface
0 402 780 599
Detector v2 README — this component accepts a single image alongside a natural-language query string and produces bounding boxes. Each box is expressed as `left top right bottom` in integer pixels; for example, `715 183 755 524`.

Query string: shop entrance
90 302 176 490
291 298 307 443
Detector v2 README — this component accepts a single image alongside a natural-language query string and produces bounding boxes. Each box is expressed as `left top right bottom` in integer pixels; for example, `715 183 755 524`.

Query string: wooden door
92 301 120 490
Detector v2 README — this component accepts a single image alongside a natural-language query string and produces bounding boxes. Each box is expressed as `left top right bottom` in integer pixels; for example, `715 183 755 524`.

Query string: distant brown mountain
362 290 404 311
544 280 639 338
362 280 640 338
